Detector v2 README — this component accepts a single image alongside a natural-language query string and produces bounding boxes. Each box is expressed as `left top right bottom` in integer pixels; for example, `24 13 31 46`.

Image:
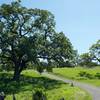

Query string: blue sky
0 0 100 54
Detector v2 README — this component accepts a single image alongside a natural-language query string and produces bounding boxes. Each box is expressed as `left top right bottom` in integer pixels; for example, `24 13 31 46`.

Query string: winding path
43 72 100 100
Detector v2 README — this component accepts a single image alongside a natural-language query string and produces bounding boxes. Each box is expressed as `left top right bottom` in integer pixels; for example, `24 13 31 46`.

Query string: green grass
0 70 91 100
53 67 100 86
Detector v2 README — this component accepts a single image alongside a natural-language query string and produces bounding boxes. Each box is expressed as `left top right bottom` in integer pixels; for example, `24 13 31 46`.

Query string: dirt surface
43 72 100 100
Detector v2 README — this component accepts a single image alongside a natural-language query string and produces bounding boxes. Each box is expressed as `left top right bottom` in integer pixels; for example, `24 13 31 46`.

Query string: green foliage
49 32 75 67
78 53 97 67
78 71 94 79
32 89 47 100
89 40 100 63
78 71 87 77
95 73 100 79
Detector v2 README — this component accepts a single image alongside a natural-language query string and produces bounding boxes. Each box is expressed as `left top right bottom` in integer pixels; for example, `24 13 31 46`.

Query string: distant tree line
76 40 100 67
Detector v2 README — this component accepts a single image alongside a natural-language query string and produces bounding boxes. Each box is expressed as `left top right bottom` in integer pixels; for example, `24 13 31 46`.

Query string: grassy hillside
53 67 100 86
0 70 91 100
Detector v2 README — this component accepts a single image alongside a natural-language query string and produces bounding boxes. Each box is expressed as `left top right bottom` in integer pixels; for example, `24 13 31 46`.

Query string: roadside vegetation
53 67 100 86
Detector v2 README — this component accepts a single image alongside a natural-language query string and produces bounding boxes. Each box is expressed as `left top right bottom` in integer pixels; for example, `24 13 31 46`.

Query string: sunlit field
53 67 100 86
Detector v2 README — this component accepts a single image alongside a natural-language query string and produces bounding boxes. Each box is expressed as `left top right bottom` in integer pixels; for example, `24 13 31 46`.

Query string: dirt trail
43 72 100 100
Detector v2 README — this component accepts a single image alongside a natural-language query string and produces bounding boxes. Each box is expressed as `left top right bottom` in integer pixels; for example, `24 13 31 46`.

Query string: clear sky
0 0 100 54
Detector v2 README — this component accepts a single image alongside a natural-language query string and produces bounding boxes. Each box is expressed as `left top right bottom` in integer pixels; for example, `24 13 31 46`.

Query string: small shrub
32 90 47 100
60 97 65 100
78 71 87 77
85 73 94 79
70 82 74 87
78 71 93 79
95 73 100 79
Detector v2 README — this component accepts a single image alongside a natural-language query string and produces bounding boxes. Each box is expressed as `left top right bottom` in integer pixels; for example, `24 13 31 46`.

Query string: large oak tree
0 1 75 80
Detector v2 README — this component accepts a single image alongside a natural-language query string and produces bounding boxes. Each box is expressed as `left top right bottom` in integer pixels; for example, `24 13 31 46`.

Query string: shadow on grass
0 72 66 95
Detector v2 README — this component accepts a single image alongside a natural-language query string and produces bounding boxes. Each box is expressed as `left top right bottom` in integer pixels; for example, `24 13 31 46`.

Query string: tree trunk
12 65 25 81
13 71 20 81
12 64 23 81
12 60 26 81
